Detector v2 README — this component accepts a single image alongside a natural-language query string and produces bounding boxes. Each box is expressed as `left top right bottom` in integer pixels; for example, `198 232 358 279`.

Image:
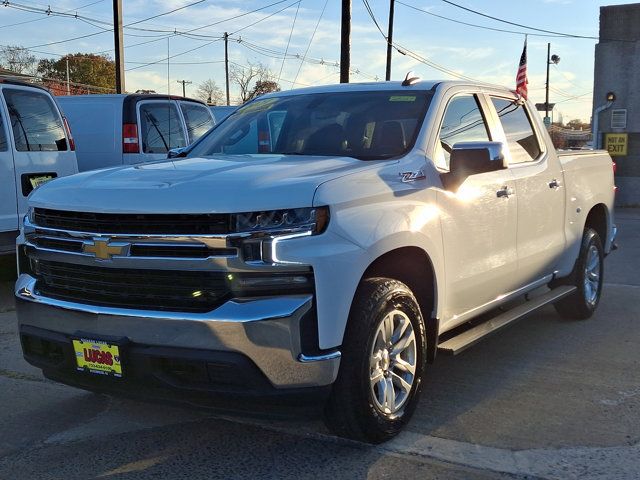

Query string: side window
180 102 214 143
491 98 542 164
267 111 287 149
3 88 67 152
437 94 490 169
0 109 7 151
139 102 187 154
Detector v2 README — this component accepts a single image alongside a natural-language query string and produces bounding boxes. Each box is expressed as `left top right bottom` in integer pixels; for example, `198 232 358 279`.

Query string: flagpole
545 42 551 123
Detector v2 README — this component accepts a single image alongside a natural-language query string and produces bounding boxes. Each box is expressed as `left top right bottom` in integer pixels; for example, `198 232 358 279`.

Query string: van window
0 111 7 151
3 88 67 152
139 102 187 153
491 98 542 164
180 102 214 143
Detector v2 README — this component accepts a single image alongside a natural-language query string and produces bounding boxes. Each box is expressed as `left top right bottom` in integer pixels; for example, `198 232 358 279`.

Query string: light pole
545 43 560 125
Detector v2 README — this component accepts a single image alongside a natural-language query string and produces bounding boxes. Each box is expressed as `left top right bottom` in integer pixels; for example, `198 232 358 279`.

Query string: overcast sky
2 0 638 121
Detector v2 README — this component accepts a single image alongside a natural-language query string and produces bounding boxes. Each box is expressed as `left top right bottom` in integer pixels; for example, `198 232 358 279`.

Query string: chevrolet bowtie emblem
83 238 128 260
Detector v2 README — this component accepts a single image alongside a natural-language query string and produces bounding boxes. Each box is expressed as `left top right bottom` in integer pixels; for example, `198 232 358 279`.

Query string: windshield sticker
389 95 417 102
239 98 279 114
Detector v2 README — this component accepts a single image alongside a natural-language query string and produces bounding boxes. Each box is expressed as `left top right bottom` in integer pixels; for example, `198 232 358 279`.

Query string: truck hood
29 154 382 213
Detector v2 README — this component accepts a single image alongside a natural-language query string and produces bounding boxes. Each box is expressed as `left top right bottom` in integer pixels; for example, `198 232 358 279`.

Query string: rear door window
3 88 67 151
179 102 214 143
139 102 187 153
491 98 542 164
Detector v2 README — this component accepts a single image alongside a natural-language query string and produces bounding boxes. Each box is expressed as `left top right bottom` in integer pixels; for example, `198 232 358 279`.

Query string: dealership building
593 3 640 206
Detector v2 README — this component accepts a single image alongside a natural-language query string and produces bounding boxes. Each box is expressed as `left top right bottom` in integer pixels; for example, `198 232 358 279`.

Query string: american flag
515 37 528 99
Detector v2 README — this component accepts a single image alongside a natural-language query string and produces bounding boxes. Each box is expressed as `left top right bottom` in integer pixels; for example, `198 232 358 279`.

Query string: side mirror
167 147 188 159
442 141 507 191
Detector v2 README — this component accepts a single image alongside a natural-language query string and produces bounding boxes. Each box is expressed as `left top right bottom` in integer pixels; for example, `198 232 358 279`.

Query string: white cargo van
57 94 214 171
0 79 77 257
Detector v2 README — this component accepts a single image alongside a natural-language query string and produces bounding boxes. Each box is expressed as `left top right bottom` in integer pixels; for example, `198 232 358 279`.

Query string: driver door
435 93 518 328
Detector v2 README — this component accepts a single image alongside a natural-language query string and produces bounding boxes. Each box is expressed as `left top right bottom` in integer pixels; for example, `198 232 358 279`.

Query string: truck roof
261 80 516 99
57 93 207 105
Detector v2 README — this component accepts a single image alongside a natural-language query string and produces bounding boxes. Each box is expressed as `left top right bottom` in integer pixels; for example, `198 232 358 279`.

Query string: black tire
554 228 604 320
324 277 427 443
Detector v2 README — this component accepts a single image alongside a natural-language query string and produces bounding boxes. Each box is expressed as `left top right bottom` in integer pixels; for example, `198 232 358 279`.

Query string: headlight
233 206 329 234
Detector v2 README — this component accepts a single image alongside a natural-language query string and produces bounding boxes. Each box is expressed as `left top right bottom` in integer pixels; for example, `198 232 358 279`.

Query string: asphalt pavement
0 209 638 480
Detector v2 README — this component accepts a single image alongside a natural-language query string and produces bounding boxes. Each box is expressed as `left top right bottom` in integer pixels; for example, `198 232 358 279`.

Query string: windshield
188 90 432 160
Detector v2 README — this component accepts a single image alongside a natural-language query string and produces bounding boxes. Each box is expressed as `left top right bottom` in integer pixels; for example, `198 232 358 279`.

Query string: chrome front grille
29 235 236 259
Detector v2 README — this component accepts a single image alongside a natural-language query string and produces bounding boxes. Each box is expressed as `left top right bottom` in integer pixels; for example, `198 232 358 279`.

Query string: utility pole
224 32 230 106
65 58 71 95
113 0 125 93
545 43 551 123
176 80 192 97
385 0 395 81
340 0 351 83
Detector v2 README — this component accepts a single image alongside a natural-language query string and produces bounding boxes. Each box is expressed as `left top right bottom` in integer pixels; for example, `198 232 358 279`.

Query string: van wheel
554 228 604 320
324 278 427 443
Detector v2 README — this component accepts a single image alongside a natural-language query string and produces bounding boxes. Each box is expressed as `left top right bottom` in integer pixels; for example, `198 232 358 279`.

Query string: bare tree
230 61 278 103
195 78 224 105
0 45 37 75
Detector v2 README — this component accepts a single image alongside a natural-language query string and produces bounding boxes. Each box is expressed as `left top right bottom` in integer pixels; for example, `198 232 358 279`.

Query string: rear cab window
179 102 214 143
138 101 187 154
490 97 542 164
3 88 67 152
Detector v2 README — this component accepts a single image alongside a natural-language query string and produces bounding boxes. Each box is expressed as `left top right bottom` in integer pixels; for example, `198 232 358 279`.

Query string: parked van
0 78 78 257
57 94 215 171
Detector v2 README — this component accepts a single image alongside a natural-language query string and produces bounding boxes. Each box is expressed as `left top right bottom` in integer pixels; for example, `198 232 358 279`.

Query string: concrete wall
593 4 640 205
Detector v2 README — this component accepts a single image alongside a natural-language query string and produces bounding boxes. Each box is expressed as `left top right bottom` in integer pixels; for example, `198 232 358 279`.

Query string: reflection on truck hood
28 154 382 214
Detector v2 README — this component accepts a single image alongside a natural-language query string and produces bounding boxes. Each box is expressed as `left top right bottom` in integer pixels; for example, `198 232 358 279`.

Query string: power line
292 0 329 88
439 0 599 40
124 1 299 72
360 0 477 82
125 0 206 27
277 0 301 84
396 1 568 38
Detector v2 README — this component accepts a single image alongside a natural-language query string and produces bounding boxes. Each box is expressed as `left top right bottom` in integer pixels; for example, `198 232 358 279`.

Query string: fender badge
400 170 426 183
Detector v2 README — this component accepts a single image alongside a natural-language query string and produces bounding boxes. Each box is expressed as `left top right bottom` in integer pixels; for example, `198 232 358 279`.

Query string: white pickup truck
15 79 617 443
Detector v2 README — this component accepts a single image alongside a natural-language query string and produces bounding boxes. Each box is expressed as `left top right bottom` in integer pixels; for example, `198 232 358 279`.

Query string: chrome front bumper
15 274 340 389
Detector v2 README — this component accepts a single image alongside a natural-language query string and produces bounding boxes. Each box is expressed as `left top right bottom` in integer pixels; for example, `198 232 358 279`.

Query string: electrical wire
124 1 299 72
361 0 478 82
396 1 568 38
439 0 598 40
292 0 328 88
277 0 301 84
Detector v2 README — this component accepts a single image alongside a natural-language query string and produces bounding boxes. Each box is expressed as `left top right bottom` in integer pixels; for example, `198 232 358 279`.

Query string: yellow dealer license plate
29 174 55 189
72 338 123 377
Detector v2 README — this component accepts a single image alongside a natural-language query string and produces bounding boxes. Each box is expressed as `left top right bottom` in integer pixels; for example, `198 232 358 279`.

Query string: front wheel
324 278 427 443
554 228 604 320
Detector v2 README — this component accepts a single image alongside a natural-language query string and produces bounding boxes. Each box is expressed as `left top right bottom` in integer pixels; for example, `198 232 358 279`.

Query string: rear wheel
324 278 427 443
554 228 604 320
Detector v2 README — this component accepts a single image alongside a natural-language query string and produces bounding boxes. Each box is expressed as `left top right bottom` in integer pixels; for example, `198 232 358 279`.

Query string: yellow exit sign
605 133 628 156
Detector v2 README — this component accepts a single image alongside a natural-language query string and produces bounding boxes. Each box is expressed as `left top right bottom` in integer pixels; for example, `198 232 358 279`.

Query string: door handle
496 186 514 198
548 179 560 189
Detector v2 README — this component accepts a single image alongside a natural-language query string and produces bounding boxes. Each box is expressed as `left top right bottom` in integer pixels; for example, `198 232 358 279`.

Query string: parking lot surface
0 209 638 479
